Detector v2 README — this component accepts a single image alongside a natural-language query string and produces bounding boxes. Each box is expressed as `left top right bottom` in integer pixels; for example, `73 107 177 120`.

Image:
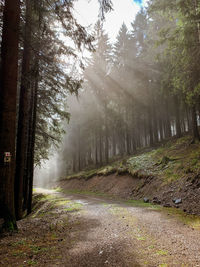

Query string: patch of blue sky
133 0 143 6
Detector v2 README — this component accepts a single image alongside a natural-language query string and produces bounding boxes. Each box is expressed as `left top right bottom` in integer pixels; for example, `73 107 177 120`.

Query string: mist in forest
34 141 71 187
35 3 200 186
34 153 60 188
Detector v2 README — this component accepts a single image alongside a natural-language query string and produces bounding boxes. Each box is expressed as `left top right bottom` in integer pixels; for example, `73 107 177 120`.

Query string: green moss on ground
125 199 161 210
58 188 111 198
65 165 117 180
163 207 200 230
63 134 200 185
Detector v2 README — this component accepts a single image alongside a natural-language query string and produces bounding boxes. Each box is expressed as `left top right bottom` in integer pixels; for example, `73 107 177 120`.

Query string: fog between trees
50 1 200 177
1 0 200 230
0 0 112 229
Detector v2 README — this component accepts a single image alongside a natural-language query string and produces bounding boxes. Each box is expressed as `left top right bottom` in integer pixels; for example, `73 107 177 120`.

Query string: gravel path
1 189 200 266
53 191 200 266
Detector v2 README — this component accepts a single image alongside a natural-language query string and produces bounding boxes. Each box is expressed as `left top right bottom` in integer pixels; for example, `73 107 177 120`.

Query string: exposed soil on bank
57 135 200 216
58 171 200 216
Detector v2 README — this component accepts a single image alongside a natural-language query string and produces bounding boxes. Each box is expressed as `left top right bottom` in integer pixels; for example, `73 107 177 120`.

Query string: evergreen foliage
0 0 113 228
61 0 200 174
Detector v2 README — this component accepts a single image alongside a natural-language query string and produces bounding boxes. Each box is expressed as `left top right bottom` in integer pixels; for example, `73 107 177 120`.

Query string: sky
74 0 148 42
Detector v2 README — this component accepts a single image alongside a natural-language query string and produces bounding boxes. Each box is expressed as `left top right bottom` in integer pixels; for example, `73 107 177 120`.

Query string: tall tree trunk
27 59 39 215
136 113 141 148
131 105 136 152
164 99 172 138
15 0 32 220
148 106 154 146
152 97 159 143
186 104 192 133
126 129 130 155
95 129 98 166
174 95 182 138
26 0 41 214
158 111 164 142
125 107 130 155
99 125 102 165
0 0 20 230
87 145 92 165
78 125 81 171
72 153 76 173
112 132 116 157
143 116 148 147
23 81 34 212
104 105 109 164
191 105 200 141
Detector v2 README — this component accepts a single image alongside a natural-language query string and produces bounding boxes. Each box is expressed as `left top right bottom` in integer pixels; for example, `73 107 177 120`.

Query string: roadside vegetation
63 135 200 185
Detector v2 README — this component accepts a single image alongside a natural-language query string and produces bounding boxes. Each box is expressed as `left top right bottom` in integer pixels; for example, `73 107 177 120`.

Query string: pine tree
0 0 20 230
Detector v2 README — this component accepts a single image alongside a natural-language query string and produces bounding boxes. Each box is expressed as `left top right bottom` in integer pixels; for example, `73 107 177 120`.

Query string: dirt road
1 189 200 266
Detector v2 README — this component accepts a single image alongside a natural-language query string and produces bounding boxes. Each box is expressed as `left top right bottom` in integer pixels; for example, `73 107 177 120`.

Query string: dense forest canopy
1 0 200 231
57 0 200 177
0 0 112 230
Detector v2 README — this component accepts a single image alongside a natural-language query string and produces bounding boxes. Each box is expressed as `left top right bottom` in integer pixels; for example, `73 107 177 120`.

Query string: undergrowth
63 135 200 185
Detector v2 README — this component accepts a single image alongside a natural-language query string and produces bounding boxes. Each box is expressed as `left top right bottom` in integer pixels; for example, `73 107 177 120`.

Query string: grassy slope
62 135 200 185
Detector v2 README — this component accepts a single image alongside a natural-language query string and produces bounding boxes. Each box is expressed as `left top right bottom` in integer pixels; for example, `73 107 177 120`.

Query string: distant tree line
0 0 112 230
62 0 200 174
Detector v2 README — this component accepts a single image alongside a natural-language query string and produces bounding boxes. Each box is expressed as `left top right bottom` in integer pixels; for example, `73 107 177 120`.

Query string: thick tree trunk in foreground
15 0 32 220
0 0 20 230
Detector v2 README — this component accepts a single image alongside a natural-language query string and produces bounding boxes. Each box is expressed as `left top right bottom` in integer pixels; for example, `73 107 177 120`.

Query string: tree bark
112 132 116 157
78 125 81 171
99 125 102 165
164 98 172 138
186 104 192 133
95 129 98 166
191 105 200 141
131 105 136 152
72 153 76 173
27 1 42 214
125 106 130 155
15 0 32 220
174 95 182 138
152 97 159 143
0 0 20 229
104 104 109 163
148 106 154 146
27 60 39 215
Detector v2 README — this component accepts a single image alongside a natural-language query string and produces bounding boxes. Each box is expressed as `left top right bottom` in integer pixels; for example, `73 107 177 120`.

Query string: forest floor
1 188 200 266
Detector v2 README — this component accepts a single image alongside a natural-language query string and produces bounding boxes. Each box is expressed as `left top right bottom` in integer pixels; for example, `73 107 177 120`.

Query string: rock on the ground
173 198 182 204
152 197 161 204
